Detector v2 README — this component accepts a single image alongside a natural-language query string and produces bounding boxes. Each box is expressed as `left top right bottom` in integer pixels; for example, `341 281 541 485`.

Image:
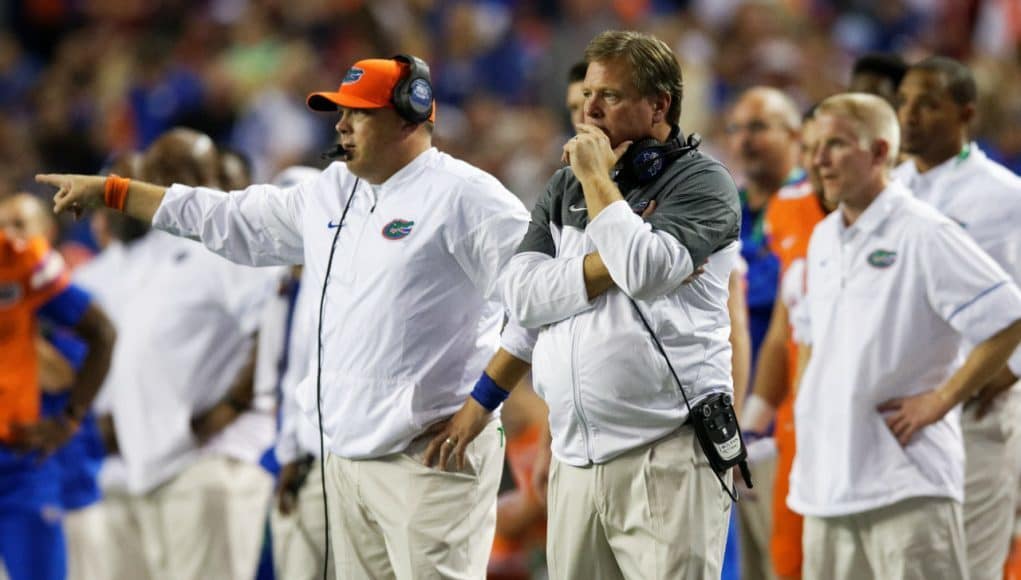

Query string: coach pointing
39 54 533 579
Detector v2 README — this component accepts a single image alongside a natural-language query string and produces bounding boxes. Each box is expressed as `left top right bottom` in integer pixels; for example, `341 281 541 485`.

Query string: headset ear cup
615 133 697 186
391 54 434 124
618 138 665 185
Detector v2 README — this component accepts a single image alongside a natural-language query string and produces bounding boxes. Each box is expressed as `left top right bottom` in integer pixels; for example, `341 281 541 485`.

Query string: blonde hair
816 93 900 167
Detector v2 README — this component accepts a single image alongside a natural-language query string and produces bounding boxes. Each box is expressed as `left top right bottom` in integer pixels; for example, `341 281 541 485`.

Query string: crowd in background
3 1 1021 579
2 0 1020 224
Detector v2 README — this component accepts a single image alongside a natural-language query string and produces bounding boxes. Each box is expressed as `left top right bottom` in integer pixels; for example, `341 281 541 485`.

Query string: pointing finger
35 174 65 188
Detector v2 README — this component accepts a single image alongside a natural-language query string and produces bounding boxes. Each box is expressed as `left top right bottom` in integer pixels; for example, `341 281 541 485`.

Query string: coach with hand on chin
38 53 534 580
501 30 743 579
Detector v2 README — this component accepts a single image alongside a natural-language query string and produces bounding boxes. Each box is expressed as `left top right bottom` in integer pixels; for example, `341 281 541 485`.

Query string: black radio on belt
691 393 752 485
630 298 754 499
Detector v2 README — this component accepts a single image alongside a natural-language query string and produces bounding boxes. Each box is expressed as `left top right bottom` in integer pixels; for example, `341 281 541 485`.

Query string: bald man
72 128 281 580
725 86 804 580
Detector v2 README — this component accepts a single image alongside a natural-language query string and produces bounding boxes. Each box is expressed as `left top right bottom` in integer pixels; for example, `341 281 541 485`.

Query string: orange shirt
764 179 827 274
764 178 826 391
0 233 70 441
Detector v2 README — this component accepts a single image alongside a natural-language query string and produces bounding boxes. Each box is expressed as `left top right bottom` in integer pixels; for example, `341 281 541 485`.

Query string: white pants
134 455 273 580
962 388 1021 580
546 427 732 580
803 496 968 580
271 458 333 580
324 420 504 580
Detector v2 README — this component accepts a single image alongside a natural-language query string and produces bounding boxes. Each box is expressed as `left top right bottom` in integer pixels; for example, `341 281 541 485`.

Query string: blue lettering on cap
343 68 364 85
410 78 433 109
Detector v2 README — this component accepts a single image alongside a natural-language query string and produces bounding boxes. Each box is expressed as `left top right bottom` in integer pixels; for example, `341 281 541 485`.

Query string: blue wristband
470 372 510 412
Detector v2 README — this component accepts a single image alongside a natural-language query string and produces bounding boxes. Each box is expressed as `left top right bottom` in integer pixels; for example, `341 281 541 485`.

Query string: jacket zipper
569 315 594 463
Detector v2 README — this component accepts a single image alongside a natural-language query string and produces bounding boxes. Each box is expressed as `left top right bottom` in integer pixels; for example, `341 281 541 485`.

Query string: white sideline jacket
153 148 533 460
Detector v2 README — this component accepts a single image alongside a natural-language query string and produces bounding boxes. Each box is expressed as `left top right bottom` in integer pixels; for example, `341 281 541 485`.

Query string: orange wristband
104 174 131 211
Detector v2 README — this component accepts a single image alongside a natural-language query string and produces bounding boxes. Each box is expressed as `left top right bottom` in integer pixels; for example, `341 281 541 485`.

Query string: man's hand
878 390 954 446
11 417 77 456
562 124 631 182
190 401 239 445
36 174 106 219
277 460 311 515
422 398 491 471
98 414 119 455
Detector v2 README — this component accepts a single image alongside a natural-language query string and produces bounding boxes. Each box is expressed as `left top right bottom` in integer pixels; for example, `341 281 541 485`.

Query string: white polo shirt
201 266 288 466
894 143 1021 374
788 182 1021 517
75 231 277 494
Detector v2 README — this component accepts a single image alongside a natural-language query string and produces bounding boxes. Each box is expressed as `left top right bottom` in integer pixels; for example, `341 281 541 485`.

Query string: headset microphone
321 144 351 161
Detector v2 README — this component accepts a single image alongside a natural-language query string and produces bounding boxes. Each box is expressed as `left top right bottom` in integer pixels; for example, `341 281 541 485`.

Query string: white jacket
153 148 532 460
502 151 742 466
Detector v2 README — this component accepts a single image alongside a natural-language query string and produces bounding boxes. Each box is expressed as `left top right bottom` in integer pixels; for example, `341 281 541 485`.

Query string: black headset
391 54 434 124
321 55 434 160
614 132 702 186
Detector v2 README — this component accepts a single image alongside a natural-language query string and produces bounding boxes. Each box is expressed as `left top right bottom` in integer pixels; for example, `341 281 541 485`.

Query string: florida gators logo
382 219 415 240
342 68 364 85
867 249 897 268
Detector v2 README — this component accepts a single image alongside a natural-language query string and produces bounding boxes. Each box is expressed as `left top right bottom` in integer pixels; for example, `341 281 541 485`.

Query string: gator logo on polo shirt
343 68 364 85
382 219 415 240
867 249 897 269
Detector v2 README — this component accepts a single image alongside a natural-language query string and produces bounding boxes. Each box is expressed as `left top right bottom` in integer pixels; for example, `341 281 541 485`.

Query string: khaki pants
65 502 123 580
739 453 777 580
325 420 504 580
134 455 273 580
962 388 1021 580
271 459 333 580
546 427 732 580
802 496 968 580
67 492 151 580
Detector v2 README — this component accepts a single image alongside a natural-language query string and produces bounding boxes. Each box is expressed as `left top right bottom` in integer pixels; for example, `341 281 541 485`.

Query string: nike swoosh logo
327 221 341 229
568 204 587 213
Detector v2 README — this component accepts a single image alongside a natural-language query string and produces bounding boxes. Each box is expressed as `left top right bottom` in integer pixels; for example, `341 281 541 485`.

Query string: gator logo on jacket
866 249 897 269
382 219 415 240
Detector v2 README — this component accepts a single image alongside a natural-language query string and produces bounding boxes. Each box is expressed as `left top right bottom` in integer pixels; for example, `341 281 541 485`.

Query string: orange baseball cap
307 58 436 122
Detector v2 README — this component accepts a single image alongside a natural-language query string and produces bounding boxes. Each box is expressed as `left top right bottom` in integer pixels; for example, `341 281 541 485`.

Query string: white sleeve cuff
499 319 537 364
741 393 777 434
